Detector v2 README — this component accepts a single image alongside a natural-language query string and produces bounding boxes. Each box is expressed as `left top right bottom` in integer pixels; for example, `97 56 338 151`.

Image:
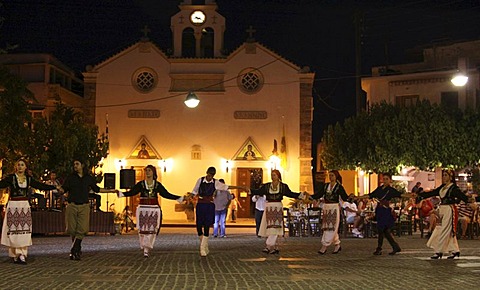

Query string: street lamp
451 73 468 87
184 91 200 108
451 57 468 87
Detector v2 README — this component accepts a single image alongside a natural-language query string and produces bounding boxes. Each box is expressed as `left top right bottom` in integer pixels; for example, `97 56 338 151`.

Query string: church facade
83 0 314 221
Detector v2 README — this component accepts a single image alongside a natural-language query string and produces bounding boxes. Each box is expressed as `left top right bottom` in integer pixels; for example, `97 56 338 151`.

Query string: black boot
71 238 82 260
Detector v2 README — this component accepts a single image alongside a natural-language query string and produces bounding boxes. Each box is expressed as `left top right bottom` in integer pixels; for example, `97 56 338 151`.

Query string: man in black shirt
62 159 117 260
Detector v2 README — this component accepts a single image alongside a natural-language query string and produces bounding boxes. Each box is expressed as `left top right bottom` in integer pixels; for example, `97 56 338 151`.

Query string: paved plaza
1 226 480 290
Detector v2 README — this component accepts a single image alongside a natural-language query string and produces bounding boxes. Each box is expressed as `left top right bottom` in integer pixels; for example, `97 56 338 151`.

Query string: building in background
0 53 88 121
84 0 314 221
361 39 480 193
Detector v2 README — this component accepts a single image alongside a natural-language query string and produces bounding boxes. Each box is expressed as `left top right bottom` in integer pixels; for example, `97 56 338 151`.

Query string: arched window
200 27 214 58
182 27 195 58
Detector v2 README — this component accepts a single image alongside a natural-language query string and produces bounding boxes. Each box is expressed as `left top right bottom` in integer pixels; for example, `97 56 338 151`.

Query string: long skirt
321 203 341 247
258 201 283 237
427 204 459 254
136 205 162 250
1 200 32 257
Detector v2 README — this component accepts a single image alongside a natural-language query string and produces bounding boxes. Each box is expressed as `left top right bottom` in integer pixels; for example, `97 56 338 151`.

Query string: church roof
227 41 301 71
89 39 168 71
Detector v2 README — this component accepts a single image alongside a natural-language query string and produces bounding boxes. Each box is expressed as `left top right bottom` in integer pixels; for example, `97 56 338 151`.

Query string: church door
236 168 263 218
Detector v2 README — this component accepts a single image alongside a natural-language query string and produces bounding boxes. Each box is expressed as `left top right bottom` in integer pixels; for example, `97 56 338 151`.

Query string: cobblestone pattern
1 228 479 289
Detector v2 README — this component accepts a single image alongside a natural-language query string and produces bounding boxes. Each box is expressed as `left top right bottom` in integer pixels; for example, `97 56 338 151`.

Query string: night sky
1 0 480 152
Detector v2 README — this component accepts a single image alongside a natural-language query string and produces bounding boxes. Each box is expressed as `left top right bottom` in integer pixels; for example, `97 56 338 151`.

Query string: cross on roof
246 25 256 39
141 25 151 38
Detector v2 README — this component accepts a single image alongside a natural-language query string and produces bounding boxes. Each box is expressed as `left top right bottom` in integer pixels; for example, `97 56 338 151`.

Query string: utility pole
354 10 364 115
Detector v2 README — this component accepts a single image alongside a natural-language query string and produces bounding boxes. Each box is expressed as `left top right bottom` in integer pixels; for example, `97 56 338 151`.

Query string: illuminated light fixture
451 73 468 87
184 91 200 108
115 159 126 170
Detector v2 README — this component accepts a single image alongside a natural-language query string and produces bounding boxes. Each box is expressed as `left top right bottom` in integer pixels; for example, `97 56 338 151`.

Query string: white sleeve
191 178 202 195
215 179 229 191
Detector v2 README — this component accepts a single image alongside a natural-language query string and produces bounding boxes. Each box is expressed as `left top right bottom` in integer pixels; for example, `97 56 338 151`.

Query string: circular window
237 68 264 94
132 68 157 93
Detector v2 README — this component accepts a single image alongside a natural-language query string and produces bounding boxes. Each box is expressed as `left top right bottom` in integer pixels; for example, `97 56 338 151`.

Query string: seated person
45 171 65 210
458 195 477 239
416 196 440 238
343 194 364 238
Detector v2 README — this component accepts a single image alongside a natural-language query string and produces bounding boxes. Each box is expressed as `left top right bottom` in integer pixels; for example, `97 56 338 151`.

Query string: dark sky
1 0 480 151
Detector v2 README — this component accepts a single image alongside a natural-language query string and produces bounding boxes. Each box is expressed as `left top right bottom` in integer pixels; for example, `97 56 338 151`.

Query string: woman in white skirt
250 169 306 254
418 169 470 259
310 170 348 254
118 165 183 257
0 158 57 264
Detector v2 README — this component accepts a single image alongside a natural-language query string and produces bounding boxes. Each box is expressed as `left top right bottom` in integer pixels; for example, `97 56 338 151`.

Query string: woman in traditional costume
418 169 469 259
118 165 183 258
0 158 57 264
311 170 349 254
250 169 306 254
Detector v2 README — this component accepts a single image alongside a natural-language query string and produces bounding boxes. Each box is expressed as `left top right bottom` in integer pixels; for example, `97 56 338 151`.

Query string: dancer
190 167 245 257
249 169 306 254
418 169 470 259
118 165 183 257
310 170 349 254
62 159 117 260
0 158 57 264
360 173 408 256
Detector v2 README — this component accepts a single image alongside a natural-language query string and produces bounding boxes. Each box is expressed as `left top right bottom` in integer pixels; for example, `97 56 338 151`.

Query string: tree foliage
27 103 109 179
0 67 108 179
320 100 480 174
0 65 32 167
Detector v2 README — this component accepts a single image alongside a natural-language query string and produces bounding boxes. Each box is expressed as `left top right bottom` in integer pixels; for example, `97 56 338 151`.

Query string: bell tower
171 0 225 58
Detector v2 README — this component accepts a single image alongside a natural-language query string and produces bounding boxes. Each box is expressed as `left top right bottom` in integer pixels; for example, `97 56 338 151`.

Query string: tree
0 63 108 180
0 65 32 173
320 100 480 174
28 103 109 180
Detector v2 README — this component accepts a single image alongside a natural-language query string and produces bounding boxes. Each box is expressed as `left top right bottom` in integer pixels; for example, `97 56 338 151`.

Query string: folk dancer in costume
417 169 470 259
189 167 245 257
310 170 349 254
62 159 118 261
0 158 57 264
118 165 183 257
359 173 410 256
249 169 307 254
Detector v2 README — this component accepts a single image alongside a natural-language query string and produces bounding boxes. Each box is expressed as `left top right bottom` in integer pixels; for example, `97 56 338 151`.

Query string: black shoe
389 248 401 255
332 246 342 254
262 248 270 253
268 249 279 254
373 248 382 255
447 252 460 259
16 255 27 265
430 253 443 259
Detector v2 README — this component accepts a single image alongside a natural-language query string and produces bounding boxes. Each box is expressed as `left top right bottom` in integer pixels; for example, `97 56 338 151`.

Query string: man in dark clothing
62 159 117 260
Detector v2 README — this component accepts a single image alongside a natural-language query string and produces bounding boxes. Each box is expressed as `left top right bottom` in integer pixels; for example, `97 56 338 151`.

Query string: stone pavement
2 227 480 290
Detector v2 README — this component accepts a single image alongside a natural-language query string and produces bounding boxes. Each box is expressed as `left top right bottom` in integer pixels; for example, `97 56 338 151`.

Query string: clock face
190 10 206 24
